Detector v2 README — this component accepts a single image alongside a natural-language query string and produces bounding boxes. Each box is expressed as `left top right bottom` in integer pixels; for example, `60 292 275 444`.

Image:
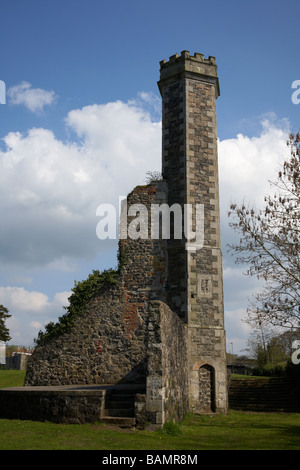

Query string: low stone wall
0 387 105 424
229 377 300 413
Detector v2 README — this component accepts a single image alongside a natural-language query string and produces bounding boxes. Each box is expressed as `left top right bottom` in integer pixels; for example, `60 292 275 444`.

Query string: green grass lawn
0 369 26 388
0 370 299 450
0 411 299 450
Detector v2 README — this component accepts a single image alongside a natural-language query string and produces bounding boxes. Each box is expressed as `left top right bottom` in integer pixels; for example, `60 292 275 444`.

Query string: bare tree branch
228 133 300 329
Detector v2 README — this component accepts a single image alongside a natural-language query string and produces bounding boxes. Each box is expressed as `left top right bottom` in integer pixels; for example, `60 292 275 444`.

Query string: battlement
158 50 219 97
160 50 216 68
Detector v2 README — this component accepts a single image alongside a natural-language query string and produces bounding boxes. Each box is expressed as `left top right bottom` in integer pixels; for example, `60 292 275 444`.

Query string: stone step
105 394 134 414
101 416 136 428
108 393 135 402
101 385 146 427
107 400 134 409
104 408 134 417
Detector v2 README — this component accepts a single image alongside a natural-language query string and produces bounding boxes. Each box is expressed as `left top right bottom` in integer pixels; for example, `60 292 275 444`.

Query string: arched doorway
198 364 215 413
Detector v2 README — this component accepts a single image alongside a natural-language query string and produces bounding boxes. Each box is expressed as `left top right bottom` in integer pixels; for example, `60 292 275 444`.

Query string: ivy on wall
34 244 129 346
35 269 119 345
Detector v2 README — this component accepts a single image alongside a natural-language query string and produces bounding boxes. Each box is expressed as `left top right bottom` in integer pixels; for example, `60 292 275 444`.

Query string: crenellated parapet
158 50 220 97
160 50 216 67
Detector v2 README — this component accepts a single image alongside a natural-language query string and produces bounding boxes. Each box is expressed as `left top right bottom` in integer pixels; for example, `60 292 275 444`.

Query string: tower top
158 50 220 97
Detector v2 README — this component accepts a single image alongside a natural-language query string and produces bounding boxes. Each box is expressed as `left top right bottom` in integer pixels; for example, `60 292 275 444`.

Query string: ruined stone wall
25 283 148 386
146 301 189 426
24 180 190 425
120 181 168 304
25 183 168 388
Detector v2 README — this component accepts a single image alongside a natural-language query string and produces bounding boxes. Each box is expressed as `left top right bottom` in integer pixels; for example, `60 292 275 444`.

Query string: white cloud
0 286 49 313
218 117 291 354
225 308 252 355
29 321 43 330
7 81 56 113
2 286 71 345
218 118 291 281
218 118 290 210
53 291 70 308
65 100 161 174
0 98 162 270
128 91 161 121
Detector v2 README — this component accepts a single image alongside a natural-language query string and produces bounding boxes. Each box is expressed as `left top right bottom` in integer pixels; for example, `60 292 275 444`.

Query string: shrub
252 362 286 377
161 420 182 437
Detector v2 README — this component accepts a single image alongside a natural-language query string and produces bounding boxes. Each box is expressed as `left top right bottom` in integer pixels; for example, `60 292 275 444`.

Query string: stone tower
158 51 227 413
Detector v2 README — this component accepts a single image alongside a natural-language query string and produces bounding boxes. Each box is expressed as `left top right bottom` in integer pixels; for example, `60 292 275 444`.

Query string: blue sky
0 0 299 353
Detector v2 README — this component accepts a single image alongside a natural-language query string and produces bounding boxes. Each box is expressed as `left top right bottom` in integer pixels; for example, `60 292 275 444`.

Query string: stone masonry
158 51 227 413
24 51 228 426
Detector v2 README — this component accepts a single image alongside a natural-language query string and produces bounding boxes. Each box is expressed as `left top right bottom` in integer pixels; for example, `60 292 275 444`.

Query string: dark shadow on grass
281 425 300 439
